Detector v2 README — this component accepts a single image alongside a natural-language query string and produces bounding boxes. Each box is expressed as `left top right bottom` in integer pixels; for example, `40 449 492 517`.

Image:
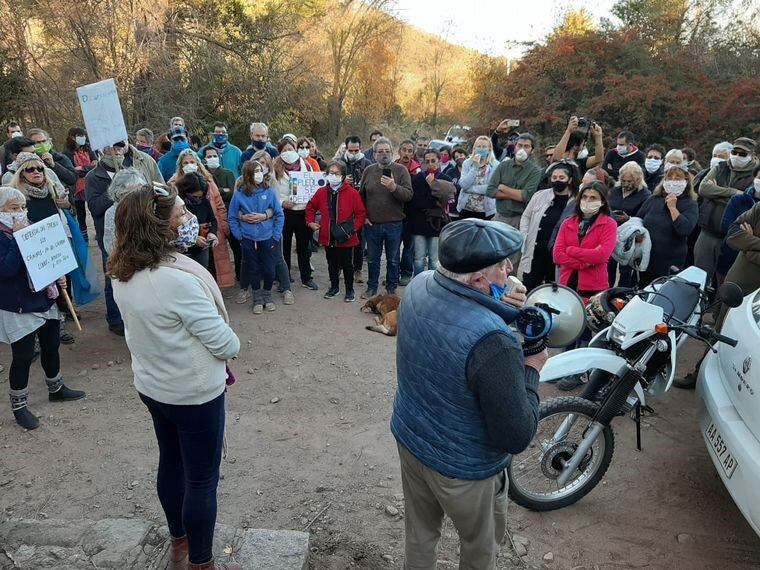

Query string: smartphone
382 168 392 178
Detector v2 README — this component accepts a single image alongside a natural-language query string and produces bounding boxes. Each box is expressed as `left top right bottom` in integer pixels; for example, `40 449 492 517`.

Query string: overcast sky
395 0 619 57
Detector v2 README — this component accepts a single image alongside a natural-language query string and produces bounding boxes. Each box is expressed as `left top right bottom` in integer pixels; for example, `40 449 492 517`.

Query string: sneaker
345 291 356 302
283 290 295 305
324 287 340 299
557 373 587 391
252 304 264 314
361 288 378 300
264 302 276 312
108 324 125 336
354 271 364 284
49 384 86 402
302 279 319 291
59 328 75 345
399 275 412 286
673 372 697 390
235 289 251 304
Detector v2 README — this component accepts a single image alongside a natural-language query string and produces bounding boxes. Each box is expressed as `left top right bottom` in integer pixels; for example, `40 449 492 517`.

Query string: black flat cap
438 219 523 273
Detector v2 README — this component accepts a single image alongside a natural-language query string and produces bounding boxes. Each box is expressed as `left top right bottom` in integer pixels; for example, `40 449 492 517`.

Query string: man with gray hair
240 122 278 166
103 168 148 254
134 128 163 162
392 218 544 569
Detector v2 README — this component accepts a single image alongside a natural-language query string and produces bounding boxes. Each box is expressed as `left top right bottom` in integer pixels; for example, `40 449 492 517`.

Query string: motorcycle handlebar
710 331 738 348
681 325 739 348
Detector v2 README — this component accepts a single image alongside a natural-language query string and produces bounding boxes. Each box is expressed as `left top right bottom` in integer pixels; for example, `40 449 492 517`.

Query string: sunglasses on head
24 166 44 173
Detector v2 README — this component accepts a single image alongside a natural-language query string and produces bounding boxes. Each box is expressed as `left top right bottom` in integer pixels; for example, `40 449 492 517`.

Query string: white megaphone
522 283 587 349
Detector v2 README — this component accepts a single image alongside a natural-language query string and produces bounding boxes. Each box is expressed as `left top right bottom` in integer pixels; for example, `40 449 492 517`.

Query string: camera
577 117 593 129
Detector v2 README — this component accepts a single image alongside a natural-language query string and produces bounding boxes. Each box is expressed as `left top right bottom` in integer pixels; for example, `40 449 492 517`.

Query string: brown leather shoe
166 535 188 570
187 560 242 570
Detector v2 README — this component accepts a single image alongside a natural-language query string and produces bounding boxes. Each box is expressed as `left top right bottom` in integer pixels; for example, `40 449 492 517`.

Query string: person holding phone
176 173 218 269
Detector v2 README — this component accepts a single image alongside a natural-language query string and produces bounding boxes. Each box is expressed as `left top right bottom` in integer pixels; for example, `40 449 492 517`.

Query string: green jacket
211 167 237 205
485 159 542 216
725 201 760 295
128 144 164 184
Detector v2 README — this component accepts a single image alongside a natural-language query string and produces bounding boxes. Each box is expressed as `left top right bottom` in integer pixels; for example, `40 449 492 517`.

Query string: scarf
25 183 50 199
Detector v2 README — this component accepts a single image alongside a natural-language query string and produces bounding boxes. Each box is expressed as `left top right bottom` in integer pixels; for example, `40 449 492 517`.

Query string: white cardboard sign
14 215 78 292
288 171 326 204
76 78 128 151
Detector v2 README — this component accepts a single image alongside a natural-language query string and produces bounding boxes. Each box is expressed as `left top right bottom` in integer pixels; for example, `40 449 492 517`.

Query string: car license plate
705 422 738 479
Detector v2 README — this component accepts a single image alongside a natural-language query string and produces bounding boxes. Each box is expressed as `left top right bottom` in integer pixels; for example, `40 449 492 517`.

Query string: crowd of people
0 113 758 569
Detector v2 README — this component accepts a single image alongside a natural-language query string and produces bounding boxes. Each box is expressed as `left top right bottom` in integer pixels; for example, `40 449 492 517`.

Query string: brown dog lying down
361 294 401 336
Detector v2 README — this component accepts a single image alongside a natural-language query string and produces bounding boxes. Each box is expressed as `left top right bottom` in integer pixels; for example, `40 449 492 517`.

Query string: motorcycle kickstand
634 402 642 452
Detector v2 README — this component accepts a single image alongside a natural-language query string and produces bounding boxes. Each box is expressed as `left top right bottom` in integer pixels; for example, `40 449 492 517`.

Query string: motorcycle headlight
609 324 626 345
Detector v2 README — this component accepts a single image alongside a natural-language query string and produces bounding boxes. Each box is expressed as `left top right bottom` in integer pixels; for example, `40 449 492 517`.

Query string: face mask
205 156 220 169
136 145 153 154
617 144 629 156
645 158 662 173
415 148 426 158
490 281 507 301
172 139 190 153
182 163 198 174
753 178 760 197
297 148 310 159
212 133 228 148
621 183 636 192
184 193 203 205
75 136 87 146
254 172 264 184
327 174 343 189
377 154 392 167
10 131 22 139
515 148 529 163
0 211 28 228
281 150 299 164
34 141 52 155
260 164 270 176
475 149 490 160
663 179 687 196
161 141 172 152
577 148 589 160
455 157 465 166
170 214 200 252
730 154 752 169
551 180 568 193
580 200 602 215
100 154 124 170
345 151 364 162
710 156 725 169
252 140 267 150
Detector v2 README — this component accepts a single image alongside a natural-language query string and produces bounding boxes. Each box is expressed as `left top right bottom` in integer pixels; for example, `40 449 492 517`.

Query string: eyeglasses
24 166 44 173
731 149 748 157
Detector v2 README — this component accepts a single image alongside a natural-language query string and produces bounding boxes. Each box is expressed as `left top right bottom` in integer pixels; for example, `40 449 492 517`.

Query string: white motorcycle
508 267 744 511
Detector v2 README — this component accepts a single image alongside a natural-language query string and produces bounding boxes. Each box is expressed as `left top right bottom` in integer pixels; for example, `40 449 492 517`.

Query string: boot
59 316 75 345
188 560 242 570
46 376 86 402
11 389 40 430
166 535 189 570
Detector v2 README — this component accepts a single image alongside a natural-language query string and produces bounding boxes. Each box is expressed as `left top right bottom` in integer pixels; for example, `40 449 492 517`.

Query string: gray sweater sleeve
466 332 540 454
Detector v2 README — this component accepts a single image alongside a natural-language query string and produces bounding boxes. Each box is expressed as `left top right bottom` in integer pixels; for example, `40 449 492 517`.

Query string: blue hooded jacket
228 186 284 243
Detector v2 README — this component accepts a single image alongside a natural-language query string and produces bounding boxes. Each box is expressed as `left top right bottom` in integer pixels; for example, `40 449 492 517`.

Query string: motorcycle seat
649 279 700 323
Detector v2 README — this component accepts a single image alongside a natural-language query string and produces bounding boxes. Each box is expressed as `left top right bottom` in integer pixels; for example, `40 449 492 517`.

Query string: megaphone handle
523 337 547 356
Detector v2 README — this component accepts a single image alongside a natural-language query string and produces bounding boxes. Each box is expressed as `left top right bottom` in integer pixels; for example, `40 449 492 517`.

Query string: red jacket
553 213 618 293
305 182 367 248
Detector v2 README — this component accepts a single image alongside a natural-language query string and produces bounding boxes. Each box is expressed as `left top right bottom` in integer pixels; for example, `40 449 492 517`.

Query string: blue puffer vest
391 271 521 480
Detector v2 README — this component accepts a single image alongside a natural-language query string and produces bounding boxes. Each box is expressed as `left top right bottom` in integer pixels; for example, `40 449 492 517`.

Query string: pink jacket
553 213 618 294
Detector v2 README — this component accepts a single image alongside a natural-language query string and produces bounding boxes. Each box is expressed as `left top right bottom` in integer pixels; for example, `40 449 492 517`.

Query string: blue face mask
212 133 228 148
172 139 190 154
476 149 490 159
490 282 508 301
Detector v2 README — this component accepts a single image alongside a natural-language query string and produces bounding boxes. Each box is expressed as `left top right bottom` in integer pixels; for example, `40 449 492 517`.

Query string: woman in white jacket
518 163 577 291
456 136 498 220
109 185 241 570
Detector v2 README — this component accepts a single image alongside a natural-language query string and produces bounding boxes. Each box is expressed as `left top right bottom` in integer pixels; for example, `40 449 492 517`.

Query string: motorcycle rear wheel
507 396 614 511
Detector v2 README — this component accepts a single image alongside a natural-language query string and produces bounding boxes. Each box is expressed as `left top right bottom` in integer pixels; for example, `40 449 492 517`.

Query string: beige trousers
398 443 508 570
494 213 523 268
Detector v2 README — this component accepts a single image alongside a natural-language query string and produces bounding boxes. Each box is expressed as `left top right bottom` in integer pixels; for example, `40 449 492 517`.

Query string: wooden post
61 289 82 331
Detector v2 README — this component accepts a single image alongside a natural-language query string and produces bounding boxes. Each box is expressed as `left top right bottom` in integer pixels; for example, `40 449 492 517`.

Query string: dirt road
1 251 759 569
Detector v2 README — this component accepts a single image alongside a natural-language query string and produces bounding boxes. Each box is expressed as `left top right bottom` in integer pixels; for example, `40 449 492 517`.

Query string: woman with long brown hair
109 185 240 570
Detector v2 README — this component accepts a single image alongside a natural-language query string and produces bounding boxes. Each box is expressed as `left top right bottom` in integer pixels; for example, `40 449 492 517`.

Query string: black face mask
551 180 569 193
161 141 172 152
252 140 267 150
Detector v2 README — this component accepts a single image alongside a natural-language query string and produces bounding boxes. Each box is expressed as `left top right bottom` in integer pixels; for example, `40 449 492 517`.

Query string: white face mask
281 150 299 164
327 174 343 189
514 148 529 162
0 211 28 228
710 156 725 169
297 148 310 159
182 163 198 174
753 178 760 196
254 172 264 184
645 158 662 173
617 144 629 156
345 151 365 162
663 179 687 196
730 154 752 169
580 200 602 216
75 136 87 146
10 131 23 139
205 157 220 169
577 148 589 160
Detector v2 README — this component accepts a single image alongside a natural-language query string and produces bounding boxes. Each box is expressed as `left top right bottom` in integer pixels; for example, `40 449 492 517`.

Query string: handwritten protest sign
14 215 78 292
76 79 128 151
289 171 326 204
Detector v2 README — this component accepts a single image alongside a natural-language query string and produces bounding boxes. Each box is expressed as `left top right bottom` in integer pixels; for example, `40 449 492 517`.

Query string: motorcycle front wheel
507 396 615 511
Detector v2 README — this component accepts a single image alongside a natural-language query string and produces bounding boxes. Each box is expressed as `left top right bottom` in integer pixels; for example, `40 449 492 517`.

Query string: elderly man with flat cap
391 219 547 569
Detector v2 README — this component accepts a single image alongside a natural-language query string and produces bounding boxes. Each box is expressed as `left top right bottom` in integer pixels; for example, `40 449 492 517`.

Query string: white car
697 289 760 537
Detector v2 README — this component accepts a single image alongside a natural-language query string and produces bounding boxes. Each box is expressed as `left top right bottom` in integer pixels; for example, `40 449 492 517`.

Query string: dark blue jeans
242 237 277 291
400 221 415 278
100 248 123 327
139 391 225 565
365 221 403 291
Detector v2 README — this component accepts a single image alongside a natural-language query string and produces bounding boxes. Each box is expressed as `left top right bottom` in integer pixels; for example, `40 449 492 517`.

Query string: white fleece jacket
112 265 240 405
